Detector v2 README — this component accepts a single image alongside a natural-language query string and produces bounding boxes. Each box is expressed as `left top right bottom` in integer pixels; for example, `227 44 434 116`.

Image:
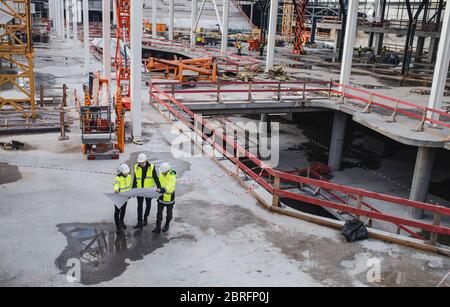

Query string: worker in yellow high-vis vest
153 162 177 233
132 153 161 229
114 164 132 232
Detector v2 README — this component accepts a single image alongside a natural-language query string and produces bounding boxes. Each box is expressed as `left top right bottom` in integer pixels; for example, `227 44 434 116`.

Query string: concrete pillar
130 0 143 141
416 36 425 64
221 0 230 54
428 37 439 63
60 0 66 38
265 0 279 71
169 0 174 41
328 111 347 171
66 0 71 39
77 0 82 23
55 0 62 38
427 4 450 119
260 113 268 123
339 0 359 91
113 0 117 26
250 3 254 23
102 0 111 84
83 0 90 72
191 0 198 48
152 0 157 38
72 0 78 43
49 0 53 30
409 147 436 219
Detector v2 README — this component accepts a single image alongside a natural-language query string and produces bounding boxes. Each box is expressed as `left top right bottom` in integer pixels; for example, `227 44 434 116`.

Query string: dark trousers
114 202 127 227
156 202 174 227
137 197 152 222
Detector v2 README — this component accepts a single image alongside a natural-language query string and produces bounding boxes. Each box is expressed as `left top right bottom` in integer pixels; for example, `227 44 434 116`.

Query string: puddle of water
0 163 22 185
56 222 195 285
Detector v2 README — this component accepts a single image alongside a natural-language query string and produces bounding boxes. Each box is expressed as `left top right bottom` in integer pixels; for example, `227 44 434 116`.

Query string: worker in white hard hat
132 153 161 229
153 162 177 233
113 164 132 232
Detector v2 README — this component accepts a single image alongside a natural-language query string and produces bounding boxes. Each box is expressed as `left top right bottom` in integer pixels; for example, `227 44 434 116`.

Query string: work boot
162 223 170 233
152 226 161 234
121 221 127 229
143 218 148 227
134 221 143 229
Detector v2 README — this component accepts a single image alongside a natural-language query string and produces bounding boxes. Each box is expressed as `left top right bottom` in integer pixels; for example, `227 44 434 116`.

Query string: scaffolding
0 0 35 117
281 2 295 42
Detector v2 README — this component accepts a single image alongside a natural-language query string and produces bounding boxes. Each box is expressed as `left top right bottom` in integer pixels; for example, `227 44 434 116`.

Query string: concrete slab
1 38 450 287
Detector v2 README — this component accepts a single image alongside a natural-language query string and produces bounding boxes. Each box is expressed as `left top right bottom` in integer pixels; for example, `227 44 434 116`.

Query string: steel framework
0 0 35 117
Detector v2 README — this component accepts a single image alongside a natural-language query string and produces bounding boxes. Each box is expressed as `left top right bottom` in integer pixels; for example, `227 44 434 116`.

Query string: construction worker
358 45 363 57
196 35 203 46
259 41 265 57
133 153 161 229
236 40 243 55
114 164 132 232
153 162 177 234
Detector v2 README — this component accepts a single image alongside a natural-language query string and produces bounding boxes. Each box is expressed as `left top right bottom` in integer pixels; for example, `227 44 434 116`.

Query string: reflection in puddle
56 223 190 285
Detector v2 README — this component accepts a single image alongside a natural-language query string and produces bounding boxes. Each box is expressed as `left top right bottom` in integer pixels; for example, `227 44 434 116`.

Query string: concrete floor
1 38 450 287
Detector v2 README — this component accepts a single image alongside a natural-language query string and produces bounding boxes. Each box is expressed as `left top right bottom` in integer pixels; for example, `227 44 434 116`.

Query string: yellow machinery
145 57 218 82
0 0 36 117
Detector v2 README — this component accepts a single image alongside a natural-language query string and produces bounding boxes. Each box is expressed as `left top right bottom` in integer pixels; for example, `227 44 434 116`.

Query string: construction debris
0 140 25 151
267 65 290 81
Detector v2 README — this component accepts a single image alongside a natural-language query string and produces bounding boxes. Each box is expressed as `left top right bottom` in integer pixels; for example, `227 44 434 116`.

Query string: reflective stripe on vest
134 163 155 188
114 174 132 192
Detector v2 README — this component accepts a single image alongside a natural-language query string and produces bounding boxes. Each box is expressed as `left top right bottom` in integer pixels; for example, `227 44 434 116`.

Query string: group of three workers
113 153 177 234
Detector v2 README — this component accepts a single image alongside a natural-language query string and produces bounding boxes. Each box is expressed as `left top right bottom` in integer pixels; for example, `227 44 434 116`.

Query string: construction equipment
146 57 218 83
79 73 122 160
114 0 131 111
0 0 36 117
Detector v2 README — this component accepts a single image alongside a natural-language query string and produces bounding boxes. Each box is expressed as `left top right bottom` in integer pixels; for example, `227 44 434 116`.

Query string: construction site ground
1 38 450 287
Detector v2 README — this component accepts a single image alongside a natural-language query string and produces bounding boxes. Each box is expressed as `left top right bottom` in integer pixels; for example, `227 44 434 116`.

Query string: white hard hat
159 162 171 173
119 164 130 174
137 153 147 163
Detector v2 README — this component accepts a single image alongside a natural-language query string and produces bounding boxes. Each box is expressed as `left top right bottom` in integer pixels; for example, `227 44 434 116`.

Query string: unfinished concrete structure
1 0 450 287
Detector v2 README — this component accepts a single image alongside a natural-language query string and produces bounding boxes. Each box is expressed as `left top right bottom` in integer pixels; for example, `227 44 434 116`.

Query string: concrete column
66 0 71 39
221 0 230 54
409 147 436 219
60 0 66 38
328 111 347 171
83 0 90 72
339 0 359 91
428 37 439 63
102 0 111 84
49 0 53 30
169 0 174 41
55 0 62 38
152 0 157 38
427 4 450 119
77 0 82 23
113 0 117 26
72 0 78 43
416 36 425 64
130 0 143 141
250 3 254 23
191 0 198 48
265 0 278 72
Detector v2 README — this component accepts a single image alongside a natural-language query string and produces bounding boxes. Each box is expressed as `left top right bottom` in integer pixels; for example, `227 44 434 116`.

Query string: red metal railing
149 82 450 246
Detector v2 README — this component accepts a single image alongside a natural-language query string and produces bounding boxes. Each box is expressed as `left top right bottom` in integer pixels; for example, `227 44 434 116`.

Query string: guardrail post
212 128 216 157
356 195 363 220
303 82 306 101
272 175 281 208
413 108 426 132
58 109 69 141
277 82 281 101
234 129 240 176
171 83 175 100
248 82 253 103
217 82 222 103
386 99 399 122
430 212 442 246
328 79 332 99
362 93 373 113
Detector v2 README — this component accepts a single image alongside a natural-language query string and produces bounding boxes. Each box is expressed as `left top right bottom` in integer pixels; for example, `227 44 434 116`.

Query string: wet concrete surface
55 222 189 285
0 163 22 185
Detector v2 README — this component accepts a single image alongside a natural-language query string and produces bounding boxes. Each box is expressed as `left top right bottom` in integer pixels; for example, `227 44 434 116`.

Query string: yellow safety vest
134 163 156 188
158 170 176 205
114 174 132 193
